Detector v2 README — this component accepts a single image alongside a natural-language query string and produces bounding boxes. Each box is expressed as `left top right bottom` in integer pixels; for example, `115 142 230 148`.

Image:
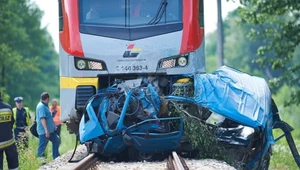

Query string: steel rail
167 151 189 170
73 153 99 170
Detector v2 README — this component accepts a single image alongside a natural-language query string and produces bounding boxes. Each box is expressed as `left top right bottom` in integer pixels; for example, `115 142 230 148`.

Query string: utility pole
217 0 224 67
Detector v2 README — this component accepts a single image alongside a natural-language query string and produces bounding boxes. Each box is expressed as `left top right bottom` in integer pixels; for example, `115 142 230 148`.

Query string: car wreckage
77 66 300 169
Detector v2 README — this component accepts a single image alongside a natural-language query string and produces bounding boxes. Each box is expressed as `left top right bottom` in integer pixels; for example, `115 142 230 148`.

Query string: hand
45 131 50 138
52 110 57 117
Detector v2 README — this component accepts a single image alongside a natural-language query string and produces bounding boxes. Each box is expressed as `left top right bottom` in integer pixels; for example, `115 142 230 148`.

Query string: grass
3 124 76 170
269 118 300 170
270 136 300 170
269 89 300 170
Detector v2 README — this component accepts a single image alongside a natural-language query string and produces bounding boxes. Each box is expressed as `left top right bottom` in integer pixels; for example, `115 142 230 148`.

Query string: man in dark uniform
0 92 19 170
13 96 31 148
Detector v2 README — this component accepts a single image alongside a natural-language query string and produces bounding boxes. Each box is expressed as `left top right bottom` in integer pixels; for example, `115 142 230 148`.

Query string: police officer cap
14 97 23 102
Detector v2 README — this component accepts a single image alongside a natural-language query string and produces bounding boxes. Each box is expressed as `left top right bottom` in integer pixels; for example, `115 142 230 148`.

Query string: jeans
37 133 60 160
55 125 61 137
55 125 61 146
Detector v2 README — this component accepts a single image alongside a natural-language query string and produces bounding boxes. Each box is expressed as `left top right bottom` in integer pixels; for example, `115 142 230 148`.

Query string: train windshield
80 0 182 27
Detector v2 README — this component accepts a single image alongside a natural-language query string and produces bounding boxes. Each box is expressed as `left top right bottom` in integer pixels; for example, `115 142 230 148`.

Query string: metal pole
217 0 224 67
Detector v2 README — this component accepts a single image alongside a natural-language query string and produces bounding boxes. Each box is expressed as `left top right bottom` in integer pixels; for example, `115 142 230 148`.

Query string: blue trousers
37 133 60 160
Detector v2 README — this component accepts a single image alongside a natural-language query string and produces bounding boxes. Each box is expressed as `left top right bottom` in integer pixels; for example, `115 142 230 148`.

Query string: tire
259 153 270 170
128 147 155 162
137 152 155 162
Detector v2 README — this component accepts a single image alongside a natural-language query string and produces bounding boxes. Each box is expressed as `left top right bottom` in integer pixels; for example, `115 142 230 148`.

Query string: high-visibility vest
13 107 31 128
0 105 15 148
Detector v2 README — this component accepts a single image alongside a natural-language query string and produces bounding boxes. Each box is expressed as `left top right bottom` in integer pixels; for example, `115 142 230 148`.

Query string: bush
270 85 300 169
3 133 41 170
168 102 229 161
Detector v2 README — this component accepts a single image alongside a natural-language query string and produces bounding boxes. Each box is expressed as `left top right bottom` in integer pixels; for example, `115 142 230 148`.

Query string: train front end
59 0 205 160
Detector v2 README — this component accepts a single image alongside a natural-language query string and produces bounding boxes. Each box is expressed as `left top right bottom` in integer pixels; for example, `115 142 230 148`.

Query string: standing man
49 99 61 142
36 92 60 160
0 92 19 170
13 96 31 148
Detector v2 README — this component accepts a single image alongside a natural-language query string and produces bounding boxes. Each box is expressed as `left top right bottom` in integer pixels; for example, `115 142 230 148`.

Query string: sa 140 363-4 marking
116 65 148 72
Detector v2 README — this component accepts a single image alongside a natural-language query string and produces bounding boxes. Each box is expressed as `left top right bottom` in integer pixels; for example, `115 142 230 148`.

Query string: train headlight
77 60 86 70
161 59 176 68
178 57 187 66
88 61 103 70
74 57 106 70
159 54 189 69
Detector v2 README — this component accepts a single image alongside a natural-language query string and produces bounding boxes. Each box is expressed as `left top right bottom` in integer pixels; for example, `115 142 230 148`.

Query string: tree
0 0 59 109
206 10 281 78
0 0 38 88
238 0 300 105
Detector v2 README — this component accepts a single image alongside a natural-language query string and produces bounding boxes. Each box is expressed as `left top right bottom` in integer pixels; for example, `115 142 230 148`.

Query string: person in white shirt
86 0 102 20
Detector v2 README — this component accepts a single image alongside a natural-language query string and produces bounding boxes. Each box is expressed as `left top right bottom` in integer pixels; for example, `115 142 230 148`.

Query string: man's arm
25 107 32 127
40 118 50 137
38 107 50 137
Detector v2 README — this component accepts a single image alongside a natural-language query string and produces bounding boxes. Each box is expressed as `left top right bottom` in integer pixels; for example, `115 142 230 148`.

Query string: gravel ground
93 159 236 170
39 145 88 170
39 145 236 170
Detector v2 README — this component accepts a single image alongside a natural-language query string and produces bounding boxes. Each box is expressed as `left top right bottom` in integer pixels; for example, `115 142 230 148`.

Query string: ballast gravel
39 145 88 170
93 159 236 170
39 145 236 170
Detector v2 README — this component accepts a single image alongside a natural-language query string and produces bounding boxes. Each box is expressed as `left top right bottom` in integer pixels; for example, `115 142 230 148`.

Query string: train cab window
80 0 182 27
58 0 63 31
199 0 204 27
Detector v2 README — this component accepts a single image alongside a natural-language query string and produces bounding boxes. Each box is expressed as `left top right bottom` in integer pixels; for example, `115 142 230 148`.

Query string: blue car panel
79 102 105 143
166 66 272 129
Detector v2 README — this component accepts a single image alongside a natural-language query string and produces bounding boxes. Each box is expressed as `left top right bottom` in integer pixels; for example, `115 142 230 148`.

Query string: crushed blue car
78 66 300 169
79 80 184 161
166 66 300 169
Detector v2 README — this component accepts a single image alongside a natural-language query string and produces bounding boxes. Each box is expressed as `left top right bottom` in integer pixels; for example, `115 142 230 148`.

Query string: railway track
72 153 99 170
167 152 189 170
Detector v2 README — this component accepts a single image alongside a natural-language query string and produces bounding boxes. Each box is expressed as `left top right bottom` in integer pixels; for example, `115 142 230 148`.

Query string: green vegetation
183 118 228 161
3 124 76 170
270 86 300 170
238 0 300 106
0 0 62 169
206 3 300 170
168 102 228 162
0 0 59 109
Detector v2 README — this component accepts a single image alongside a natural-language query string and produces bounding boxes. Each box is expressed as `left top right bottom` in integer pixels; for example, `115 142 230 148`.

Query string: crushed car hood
166 66 272 129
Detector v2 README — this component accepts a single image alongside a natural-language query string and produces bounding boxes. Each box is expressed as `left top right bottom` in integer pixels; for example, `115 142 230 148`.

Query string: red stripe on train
180 0 204 54
59 0 84 57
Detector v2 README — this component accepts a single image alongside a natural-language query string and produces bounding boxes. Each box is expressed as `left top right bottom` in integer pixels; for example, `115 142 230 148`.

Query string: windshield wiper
147 0 168 25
